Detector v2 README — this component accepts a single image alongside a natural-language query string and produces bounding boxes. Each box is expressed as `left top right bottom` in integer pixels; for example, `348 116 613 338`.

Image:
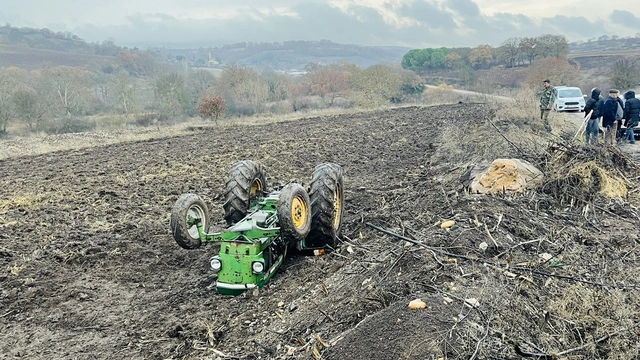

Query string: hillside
0 44 116 70
157 40 411 70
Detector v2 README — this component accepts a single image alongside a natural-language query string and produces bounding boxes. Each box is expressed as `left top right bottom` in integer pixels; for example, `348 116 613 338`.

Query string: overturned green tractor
170 160 344 295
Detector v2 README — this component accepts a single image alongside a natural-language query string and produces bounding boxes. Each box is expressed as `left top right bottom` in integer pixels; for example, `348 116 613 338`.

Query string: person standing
603 89 621 146
615 94 626 142
623 90 639 144
583 88 604 144
539 79 557 132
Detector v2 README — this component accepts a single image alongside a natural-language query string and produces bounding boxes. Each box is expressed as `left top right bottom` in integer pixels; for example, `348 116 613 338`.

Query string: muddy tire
278 183 311 243
171 194 209 249
223 160 267 225
307 163 344 247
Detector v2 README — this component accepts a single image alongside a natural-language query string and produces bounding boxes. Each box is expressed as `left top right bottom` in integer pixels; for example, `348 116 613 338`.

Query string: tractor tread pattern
223 160 266 225
307 163 344 247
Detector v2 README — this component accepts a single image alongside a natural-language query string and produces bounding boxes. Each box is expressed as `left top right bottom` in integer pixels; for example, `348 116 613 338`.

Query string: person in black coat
603 89 621 146
583 88 604 144
623 90 639 144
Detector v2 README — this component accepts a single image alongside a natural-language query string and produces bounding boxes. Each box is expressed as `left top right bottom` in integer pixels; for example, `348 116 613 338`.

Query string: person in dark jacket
603 89 621 146
623 90 639 144
583 88 604 144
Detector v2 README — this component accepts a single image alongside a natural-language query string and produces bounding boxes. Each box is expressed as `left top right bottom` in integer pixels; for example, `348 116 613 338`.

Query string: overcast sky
2 0 640 48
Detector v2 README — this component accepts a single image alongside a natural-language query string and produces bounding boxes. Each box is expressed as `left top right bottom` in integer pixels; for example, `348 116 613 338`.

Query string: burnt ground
1 104 640 359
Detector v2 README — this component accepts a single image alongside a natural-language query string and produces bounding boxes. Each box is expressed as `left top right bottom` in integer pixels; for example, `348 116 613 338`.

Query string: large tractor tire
307 163 344 248
278 183 311 243
171 194 209 249
223 160 267 225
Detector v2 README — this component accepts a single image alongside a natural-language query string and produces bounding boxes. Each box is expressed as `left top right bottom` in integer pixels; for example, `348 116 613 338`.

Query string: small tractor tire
223 160 267 225
278 183 311 243
171 194 209 249
307 163 344 248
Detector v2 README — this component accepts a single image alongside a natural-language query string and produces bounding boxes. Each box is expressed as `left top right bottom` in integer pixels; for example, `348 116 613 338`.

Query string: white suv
554 86 585 112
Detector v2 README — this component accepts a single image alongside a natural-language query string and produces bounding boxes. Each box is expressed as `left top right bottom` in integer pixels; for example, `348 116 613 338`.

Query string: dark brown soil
2 104 640 360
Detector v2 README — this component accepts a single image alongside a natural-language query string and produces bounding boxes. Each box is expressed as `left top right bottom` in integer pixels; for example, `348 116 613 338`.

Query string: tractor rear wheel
223 160 267 225
278 183 311 243
307 163 344 248
171 194 209 249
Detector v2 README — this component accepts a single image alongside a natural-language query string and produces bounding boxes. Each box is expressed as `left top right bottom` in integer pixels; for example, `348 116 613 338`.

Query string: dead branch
487 118 528 157
366 223 495 265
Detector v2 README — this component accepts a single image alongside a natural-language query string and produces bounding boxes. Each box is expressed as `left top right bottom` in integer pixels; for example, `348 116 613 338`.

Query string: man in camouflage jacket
539 79 557 132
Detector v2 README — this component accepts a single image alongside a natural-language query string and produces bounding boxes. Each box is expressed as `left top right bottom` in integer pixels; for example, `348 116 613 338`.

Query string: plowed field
2 104 640 359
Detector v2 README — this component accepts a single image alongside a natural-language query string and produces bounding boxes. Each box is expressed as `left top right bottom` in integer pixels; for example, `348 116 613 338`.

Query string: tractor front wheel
307 163 344 248
223 160 267 225
278 183 311 243
171 194 209 249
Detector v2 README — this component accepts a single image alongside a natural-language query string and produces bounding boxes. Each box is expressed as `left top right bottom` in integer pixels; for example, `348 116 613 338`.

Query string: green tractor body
171 161 344 296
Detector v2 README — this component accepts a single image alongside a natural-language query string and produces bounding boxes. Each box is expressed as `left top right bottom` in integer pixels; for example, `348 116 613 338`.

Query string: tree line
402 35 569 72
0 58 425 136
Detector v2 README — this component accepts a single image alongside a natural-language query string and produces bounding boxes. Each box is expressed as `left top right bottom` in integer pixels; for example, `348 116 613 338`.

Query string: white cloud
1 0 639 47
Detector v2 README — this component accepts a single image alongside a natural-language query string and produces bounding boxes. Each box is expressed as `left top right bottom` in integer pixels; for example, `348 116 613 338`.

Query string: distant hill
0 24 122 56
0 43 117 70
569 36 640 54
156 40 411 71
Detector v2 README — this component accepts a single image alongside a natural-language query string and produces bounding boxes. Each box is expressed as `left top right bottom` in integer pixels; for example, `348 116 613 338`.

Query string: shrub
134 113 168 127
44 117 97 134
197 95 226 121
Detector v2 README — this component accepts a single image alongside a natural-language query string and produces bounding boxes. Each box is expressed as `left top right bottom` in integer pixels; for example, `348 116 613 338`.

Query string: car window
558 89 583 98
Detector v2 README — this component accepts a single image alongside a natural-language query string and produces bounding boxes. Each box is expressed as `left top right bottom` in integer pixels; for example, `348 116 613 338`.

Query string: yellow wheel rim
291 194 309 229
250 179 264 196
333 183 343 229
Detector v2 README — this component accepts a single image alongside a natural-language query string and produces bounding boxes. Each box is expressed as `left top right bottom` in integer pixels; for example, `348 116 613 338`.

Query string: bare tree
307 67 350 106
13 85 47 131
610 58 640 90
0 76 13 135
214 66 268 115
349 64 402 107
469 45 493 69
44 66 89 117
524 58 581 88
536 35 569 59
155 72 188 118
186 69 216 114
112 71 137 116
261 69 291 102
519 37 537 65
499 37 521 68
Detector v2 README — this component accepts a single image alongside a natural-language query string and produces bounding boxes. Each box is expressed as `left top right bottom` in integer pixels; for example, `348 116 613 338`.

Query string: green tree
401 48 449 71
